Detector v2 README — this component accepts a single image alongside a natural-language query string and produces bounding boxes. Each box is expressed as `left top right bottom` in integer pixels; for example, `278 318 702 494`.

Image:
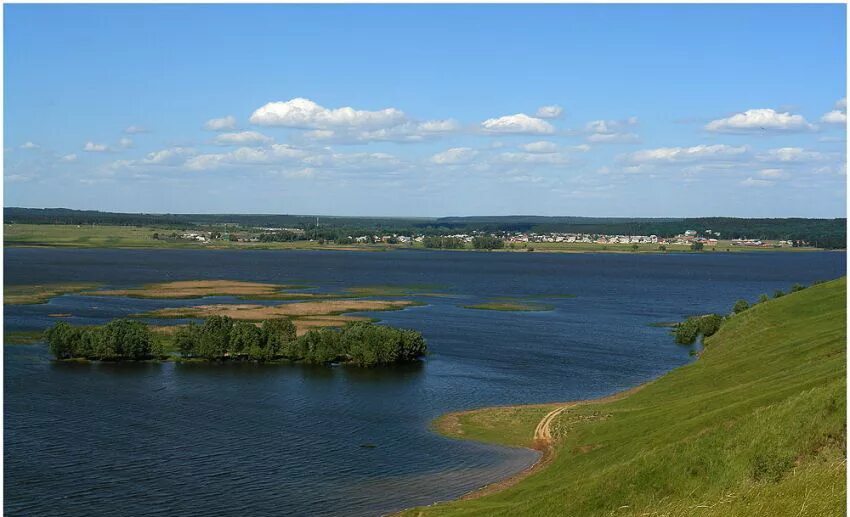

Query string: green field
402 278 846 516
4 224 825 253
2 224 391 251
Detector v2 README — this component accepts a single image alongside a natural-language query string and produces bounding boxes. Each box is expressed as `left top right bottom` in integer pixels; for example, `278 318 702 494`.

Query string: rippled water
4 248 845 516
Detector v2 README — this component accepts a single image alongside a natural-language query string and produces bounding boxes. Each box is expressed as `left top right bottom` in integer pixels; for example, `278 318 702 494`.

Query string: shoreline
401 381 654 514
4 243 836 255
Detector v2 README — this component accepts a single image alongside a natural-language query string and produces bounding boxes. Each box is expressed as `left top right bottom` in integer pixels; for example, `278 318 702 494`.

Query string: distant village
170 227 802 248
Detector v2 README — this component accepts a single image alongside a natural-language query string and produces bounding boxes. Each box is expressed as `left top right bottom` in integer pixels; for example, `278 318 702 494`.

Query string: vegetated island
5 283 100 305
45 316 427 367
463 301 554 312
399 277 845 516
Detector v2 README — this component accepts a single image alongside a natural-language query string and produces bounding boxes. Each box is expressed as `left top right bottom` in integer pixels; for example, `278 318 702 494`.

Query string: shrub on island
46 316 427 367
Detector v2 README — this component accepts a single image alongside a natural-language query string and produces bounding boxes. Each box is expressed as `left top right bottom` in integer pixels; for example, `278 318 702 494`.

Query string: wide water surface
4 248 846 515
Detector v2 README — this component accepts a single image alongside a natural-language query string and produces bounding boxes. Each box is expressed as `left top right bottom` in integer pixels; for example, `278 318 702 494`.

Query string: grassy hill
404 278 846 516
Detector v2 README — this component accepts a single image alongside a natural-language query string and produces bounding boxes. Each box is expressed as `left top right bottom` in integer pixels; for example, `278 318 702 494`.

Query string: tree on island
48 317 427 367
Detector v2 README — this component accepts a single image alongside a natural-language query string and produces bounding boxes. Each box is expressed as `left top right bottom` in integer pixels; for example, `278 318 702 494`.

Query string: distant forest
5 207 846 248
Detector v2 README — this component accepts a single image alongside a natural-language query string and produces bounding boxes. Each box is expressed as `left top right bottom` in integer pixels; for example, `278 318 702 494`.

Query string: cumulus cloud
213 131 274 146
124 125 149 134
431 147 478 165
119 137 133 149
20 141 39 149
61 153 78 162
822 111 847 124
626 144 748 163
481 113 555 135
83 142 109 152
250 98 457 144
585 118 639 143
250 98 405 129
535 105 564 119
204 116 237 131
821 98 847 125
705 108 815 133
520 141 559 153
141 147 197 166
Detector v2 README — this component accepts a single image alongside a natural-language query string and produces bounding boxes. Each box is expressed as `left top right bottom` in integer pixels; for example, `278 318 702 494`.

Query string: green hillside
405 278 846 516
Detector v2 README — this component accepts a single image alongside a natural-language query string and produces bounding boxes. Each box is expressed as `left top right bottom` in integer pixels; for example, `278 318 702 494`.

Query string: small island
45 316 427 367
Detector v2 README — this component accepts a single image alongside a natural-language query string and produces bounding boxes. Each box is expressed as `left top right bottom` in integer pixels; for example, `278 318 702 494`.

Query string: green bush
675 314 724 345
733 300 750 314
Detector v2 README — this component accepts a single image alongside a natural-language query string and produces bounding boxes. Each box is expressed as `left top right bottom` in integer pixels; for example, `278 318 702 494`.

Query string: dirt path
533 404 575 444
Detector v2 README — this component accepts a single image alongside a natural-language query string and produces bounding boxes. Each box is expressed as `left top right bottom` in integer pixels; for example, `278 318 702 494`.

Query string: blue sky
4 4 846 217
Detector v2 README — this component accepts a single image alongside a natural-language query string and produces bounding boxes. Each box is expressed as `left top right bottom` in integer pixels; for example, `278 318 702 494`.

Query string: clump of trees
172 317 427 366
46 319 158 360
46 316 427 367
675 314 724 345
472 235 505 250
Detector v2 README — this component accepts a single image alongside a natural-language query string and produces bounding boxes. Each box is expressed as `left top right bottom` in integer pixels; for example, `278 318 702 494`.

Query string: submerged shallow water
4 248 845 516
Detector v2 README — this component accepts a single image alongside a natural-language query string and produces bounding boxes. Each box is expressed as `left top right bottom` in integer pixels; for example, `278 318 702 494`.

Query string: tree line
45 316 428 367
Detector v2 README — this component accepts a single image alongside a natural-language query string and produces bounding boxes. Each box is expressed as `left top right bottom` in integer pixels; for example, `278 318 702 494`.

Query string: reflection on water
5 248 845 516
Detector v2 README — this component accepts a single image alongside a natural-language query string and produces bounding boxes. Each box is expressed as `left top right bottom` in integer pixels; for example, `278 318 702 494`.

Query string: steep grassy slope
405 278 846 516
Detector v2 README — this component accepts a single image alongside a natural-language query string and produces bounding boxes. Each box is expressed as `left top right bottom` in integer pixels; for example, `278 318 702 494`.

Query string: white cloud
141 147 197 166
20 141 39 149
302 118 459 144
497 151 569 165
124 125 149 134
61 153 78 162
585 118 639 143
757 147 827 163
821 98 847 125
83 142 109 152
758 168 787 179
431 147 478 165
250 97 405 129
705 108 815 133
185 144 307 171
481 113 555 135
418 119 460 133
626 144 748 164
119 137 133 149
587 132 640 144
741 177 774 187
521 141 558 153
822 111 847 124
304 151 402 171
213 131 274 146
535 105 564 119
204 116 237 131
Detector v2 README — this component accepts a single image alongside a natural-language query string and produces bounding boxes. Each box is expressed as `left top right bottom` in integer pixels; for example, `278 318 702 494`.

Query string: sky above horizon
4 4 847 217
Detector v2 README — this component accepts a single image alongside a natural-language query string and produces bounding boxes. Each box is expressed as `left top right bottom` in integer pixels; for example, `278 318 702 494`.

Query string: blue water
4 248 845 516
